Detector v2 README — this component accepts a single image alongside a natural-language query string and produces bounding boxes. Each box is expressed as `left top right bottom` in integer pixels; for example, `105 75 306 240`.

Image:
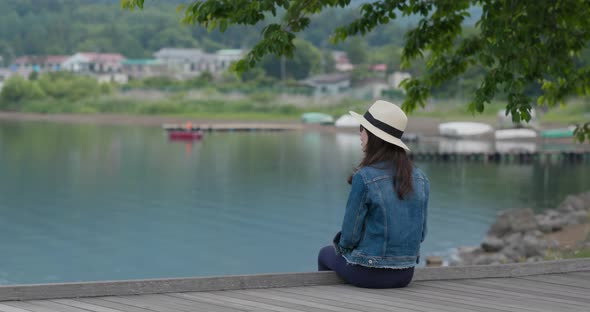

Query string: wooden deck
0 259 589 312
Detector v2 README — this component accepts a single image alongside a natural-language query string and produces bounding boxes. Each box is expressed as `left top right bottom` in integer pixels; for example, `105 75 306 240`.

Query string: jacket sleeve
333 172 368 255
421 178 430 243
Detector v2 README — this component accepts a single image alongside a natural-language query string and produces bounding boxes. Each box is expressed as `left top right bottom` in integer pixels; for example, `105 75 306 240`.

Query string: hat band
364 111 404 139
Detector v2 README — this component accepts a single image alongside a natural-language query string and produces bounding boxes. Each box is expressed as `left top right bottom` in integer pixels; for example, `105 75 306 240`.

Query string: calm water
0 121 588 285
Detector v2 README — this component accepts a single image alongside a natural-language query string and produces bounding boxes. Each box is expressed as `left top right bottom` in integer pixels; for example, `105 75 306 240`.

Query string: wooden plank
306 285 508 312
126 294 243 312
277 285 479 312
0 303 32 312
214 290 346 312
418 280 585 311
2 259 590 301
266 286 441 312
179 291 304 312
412 258 590 282
51 299 124 312
0 272 343 301
407 281 576 312
167 293 277 312
0 302 58 312
78 298 165 312
368 284 540 312
458 279 590 310
570 270 590 277
22 301 91 312
236 287 433 312
518 274 590 289
461 279 590 306
474 277 590 300
118 294 214 312
563 271 590 280
100 296 189 312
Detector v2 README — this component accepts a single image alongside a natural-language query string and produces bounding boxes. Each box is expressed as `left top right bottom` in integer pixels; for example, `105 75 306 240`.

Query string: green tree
0 76 45 107
260 39 321 80
123 0 590 141
345 37 368 65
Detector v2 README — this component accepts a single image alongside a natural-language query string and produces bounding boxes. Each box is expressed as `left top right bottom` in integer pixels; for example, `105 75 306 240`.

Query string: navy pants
318 245 414 289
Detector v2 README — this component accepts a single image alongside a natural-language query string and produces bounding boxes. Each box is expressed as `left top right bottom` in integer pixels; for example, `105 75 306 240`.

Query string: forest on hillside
0 0 418 62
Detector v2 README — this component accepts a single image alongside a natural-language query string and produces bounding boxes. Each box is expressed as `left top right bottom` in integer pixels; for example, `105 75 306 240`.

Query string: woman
318 100 429 289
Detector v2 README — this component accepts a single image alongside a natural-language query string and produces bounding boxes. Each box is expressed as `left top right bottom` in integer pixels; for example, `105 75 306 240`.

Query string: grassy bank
2 92 588 125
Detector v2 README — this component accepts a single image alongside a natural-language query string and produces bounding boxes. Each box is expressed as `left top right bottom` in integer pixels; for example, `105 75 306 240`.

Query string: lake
0 121 588 285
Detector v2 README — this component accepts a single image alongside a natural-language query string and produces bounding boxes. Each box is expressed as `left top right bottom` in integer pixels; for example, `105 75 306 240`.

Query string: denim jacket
333 162 429 269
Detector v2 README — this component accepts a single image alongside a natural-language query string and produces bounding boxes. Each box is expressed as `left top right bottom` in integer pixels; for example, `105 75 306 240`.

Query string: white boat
438 139 492 153
494 128 537 140
301 112 334 125
495 141 537 153
335 115 360 128
438 122 493 138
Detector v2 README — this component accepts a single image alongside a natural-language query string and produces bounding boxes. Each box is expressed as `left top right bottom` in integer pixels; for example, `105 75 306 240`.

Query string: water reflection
495 141 537 153
0 122 588 284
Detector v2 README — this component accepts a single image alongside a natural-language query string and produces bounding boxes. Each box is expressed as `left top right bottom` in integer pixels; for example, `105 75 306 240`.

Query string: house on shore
121 59 167 80
303 73 351 97
61 52 127 83
153 48 243 79
11 55 69 73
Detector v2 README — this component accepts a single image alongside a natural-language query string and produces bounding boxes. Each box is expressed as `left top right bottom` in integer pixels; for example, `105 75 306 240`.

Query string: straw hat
350 100 410 151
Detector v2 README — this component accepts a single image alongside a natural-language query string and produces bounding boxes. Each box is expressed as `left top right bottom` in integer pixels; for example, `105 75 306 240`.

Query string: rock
488 208 537 237
558 195 586 212
481 236 504 252
456 247 484 265
455 191 590 266
566 210 590 224
537 215 568 232
545 209 560 218
536 215 553 233
426 256 444 267
503 232 523 246
522 234 548 258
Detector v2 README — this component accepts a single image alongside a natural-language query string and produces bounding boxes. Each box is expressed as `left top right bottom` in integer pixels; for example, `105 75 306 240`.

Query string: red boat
167 130 203 140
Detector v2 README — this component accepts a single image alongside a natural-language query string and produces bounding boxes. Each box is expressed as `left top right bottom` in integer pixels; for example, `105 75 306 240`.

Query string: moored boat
301 112 334 125
494 128 537 140
168 130 203 140
540 127 575 138
438 122 494 138
334 115 360 128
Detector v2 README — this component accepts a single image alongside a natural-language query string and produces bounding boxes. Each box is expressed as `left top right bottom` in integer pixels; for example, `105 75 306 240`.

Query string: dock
0 258 588 312
409 150 590 164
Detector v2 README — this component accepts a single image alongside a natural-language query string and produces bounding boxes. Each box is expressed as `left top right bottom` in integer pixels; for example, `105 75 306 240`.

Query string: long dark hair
348 125 414 199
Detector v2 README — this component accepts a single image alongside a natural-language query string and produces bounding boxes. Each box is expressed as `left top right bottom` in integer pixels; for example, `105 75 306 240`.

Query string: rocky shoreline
453 191 590 266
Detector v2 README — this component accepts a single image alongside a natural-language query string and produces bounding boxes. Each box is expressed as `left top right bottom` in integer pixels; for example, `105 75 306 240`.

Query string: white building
154 48 244 78
62 52 127 83
304 73 351 97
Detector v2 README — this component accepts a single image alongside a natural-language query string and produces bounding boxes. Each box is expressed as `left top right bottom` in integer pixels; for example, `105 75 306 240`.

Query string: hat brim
350 111 410 151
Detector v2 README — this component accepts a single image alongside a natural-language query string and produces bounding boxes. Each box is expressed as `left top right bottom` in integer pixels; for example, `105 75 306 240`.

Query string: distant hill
0 0 480 63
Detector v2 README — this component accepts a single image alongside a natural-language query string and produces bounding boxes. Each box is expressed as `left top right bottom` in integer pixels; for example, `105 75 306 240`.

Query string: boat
438 139 492 153
334 115 360 128
438 122 494 138
540 127 575 138
301 112 334 125
168 130 203 140
494 128 537 140
164 122 204 141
